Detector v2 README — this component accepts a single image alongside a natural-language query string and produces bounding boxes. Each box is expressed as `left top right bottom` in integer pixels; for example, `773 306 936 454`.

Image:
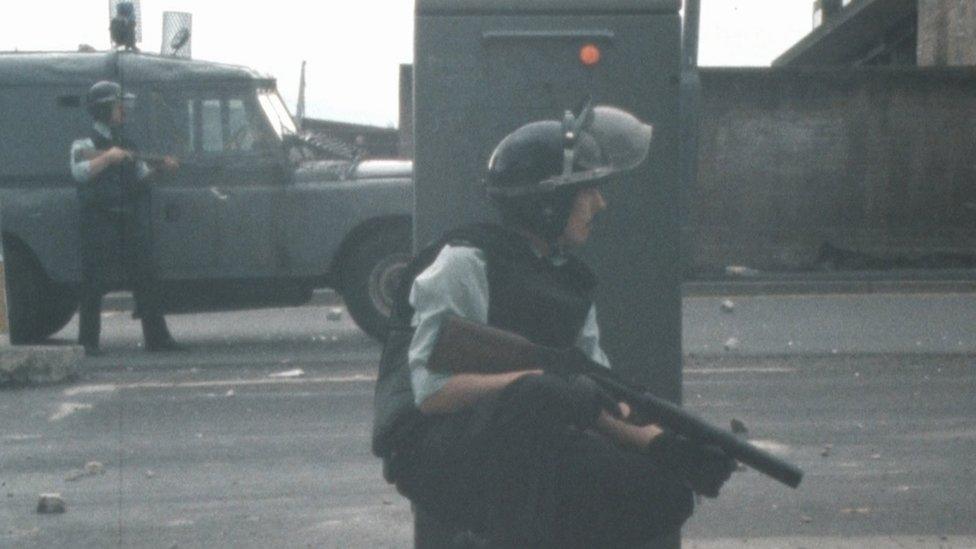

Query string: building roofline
302 118 397 134
773 0 916 66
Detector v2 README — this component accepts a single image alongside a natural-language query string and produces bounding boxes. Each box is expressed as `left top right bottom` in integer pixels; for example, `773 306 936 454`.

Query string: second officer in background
70 80 181 356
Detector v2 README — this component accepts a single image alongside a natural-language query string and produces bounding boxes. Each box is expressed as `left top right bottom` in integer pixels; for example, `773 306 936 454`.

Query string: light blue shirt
407 244 610 406
70 122 151 183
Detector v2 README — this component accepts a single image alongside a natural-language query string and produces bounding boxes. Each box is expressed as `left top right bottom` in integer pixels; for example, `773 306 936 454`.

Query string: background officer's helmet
85 80 136 123
485 103 653 241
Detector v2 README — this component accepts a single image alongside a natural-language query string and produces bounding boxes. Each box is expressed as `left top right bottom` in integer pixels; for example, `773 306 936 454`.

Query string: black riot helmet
85 80 136 123
485 103 653 241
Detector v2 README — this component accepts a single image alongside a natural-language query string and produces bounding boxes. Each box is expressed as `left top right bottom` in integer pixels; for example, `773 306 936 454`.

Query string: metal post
682 0 701 70
680 0 702 297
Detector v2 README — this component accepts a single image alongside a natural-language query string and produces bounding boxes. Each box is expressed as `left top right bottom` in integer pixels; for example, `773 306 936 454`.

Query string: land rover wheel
41 284 79 338
4 242 77 344
340 227 411 340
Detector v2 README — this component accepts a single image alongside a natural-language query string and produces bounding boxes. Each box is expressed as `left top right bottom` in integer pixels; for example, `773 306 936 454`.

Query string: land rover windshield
258 89 297 138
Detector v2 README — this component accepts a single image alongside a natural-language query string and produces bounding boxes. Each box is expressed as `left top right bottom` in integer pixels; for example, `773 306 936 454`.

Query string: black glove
644 431 736 498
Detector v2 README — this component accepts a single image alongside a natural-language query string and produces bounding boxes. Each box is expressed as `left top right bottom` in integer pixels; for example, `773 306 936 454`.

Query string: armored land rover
0 50 413 342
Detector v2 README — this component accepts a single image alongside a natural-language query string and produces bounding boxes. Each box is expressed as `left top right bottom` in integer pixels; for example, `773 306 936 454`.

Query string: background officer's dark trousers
78 206 173 350
78 287 173 350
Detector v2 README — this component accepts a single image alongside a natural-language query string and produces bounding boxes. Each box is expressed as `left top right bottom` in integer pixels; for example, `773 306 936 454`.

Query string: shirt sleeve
70 138 95 183
407 245 489 406
70 138 152 182
575 304 611 369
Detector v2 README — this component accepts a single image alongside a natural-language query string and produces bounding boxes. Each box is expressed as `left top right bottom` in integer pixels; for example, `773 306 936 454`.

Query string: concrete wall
691 67 976 276
918 0 976 66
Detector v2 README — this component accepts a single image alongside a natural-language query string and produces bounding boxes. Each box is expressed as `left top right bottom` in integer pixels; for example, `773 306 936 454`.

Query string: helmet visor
539 104 653 190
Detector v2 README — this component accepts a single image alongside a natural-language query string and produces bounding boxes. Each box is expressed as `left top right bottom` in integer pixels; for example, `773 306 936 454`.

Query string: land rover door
145 84 285 281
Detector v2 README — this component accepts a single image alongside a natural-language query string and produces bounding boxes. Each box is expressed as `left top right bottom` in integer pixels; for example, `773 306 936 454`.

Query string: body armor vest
372 223 597 461
77 129 145 210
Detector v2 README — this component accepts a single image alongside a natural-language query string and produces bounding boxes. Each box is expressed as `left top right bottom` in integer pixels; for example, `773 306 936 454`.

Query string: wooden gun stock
428 315 803 489
427 315 558 375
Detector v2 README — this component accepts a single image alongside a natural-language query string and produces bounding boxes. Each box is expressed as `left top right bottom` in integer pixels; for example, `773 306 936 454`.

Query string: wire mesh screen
162 11 193 58
108 0 143 44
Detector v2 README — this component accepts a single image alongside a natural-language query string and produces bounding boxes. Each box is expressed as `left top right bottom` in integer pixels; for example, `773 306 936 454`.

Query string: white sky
1 1 815 127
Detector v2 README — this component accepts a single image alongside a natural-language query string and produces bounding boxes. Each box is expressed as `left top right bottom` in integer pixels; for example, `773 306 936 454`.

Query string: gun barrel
586 369 804 489
430 315 804 489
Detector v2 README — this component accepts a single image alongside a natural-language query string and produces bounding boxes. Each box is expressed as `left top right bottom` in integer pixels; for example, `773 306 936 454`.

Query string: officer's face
560 187 607 248
109 103 125 127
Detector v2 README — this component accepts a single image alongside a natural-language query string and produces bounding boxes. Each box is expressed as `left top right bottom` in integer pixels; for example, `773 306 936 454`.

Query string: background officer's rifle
428 315 804 489
77 148 177 170
127 151 175 168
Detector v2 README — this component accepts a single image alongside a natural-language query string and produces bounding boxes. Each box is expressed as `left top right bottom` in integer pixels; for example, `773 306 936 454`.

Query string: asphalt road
1 293 975 548
683 292 976 356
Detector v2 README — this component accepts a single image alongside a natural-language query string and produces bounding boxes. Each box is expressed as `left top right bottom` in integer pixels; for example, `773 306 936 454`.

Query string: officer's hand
644 431 736 498
566 374 623 423
105 147 132 165
521 374 621 429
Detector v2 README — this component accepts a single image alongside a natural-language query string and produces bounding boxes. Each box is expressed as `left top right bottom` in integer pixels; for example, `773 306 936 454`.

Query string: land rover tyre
40 284 78 339
339 225 412 341
3 240 78 344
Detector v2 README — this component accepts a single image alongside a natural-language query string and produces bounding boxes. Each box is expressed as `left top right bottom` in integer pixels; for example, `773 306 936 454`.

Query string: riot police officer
372 104 735 547
70 80 180 356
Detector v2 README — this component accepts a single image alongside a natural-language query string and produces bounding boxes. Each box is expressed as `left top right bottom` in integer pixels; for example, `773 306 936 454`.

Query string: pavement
0 336 82 386
1 286 975 547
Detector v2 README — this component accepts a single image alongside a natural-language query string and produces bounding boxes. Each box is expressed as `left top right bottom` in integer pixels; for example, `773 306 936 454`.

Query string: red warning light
579 44 601 66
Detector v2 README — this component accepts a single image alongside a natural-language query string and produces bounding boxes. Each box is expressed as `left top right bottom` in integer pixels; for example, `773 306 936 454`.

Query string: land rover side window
181 94 274 155
144 89 194 156
201 99 223 153
228 99 249 150
226 97 275 152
